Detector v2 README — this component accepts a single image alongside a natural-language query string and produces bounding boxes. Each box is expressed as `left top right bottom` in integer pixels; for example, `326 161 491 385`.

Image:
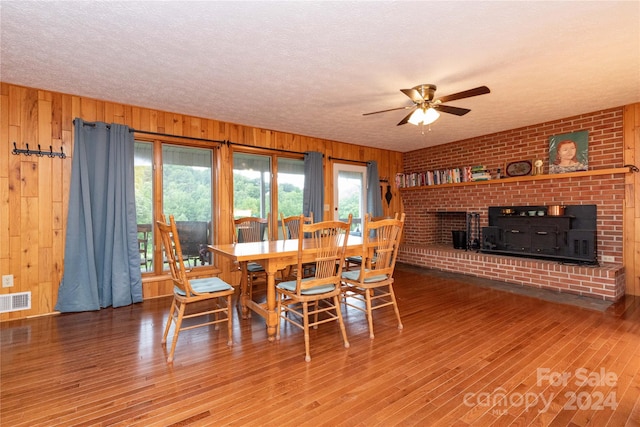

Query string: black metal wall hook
12 142 66 159
624 164 639 173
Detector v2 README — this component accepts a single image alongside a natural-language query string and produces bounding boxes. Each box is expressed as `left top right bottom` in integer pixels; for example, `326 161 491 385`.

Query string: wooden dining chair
344 214 391 271
233 214 270 304
275 214 352 362
280 212 314 279
341 213 405 339
157 214 234 363
281 212 313 239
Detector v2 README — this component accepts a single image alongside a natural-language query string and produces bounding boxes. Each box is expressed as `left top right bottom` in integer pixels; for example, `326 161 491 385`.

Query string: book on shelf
470 165 491 181
396 166 479 188
396 165 500 188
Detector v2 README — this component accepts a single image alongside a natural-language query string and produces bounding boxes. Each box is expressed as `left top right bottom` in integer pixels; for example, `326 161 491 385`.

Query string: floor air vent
0 292 31 313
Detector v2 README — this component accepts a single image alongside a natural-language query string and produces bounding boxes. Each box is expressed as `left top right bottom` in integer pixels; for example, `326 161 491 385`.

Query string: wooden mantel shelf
399 167 631 191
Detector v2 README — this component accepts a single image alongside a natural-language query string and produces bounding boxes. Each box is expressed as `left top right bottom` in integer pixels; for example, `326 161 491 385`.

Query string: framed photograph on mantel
505 160 533 177
549 130 588 174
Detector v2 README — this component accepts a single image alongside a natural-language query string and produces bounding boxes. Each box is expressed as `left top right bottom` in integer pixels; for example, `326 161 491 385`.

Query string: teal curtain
367 161 383 217
55 119 143 312
303 152 323 222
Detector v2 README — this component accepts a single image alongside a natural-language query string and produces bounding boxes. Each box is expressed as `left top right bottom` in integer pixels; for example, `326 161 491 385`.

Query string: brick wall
398 107 626 300
398 246 625 301
403 107 623 173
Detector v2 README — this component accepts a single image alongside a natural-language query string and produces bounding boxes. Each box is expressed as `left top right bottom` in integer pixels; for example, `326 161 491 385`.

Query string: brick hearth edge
398 244 625 301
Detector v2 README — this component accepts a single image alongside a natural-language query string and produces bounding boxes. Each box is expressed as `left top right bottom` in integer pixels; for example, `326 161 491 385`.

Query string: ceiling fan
363 84 490 126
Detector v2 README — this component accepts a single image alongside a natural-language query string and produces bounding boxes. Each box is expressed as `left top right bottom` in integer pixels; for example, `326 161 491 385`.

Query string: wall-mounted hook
11 141 66 159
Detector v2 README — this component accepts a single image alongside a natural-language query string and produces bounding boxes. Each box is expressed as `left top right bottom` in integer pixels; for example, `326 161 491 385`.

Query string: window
134 141 214 273
277 157 305 238
333 163 367 234
233 152 305 238
134 141 154 272
233 153 271 219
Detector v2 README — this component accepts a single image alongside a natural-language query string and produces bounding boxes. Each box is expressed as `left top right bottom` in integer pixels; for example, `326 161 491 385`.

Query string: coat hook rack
12 142 66 159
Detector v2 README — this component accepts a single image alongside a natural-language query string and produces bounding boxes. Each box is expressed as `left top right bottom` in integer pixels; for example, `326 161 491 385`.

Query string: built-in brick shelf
398 244 625 301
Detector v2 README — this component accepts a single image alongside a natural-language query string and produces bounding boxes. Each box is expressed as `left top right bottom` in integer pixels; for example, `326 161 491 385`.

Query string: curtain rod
226 140 313 157
133 129 227 145
73 119 334 158
328 156 369 165
73 119 227 145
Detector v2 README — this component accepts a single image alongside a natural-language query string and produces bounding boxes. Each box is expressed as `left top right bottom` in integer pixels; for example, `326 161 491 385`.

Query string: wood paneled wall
623 104 640 296
0 82 404 320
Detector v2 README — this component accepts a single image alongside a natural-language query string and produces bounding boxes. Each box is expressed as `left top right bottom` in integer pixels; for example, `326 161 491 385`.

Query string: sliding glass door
134 141 214 272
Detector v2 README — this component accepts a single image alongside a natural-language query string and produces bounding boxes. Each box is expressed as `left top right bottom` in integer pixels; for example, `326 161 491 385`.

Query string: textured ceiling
1 1 639 153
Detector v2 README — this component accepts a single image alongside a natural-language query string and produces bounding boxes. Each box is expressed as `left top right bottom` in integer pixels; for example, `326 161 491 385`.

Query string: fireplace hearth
435 211 467 245
482 205 597 264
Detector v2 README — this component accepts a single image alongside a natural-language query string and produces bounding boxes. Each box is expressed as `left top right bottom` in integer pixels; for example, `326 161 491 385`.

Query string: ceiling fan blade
436 104 471 116
396 107 417 126
437 86 490 103
400 88 424 103
362 105 413 116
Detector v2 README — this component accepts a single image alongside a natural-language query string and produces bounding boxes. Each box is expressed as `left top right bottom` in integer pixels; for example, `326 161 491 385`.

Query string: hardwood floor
2 264 639 426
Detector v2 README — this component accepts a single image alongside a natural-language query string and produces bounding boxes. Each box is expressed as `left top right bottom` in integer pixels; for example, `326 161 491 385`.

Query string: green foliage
135 165 304 225
134 165 212 224
233 173 269 216
338 194 360 220
278 182 303 217
134 165 153 224
233 173 304 217
163 166 212 221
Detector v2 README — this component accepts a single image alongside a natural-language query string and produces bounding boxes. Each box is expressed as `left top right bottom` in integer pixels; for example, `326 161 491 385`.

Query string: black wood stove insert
482 205 597 264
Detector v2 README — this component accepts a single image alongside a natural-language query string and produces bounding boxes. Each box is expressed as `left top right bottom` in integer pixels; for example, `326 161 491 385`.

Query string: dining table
209 235 364 341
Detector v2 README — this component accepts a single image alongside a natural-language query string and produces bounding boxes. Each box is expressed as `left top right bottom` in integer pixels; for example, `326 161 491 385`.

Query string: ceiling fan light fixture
364 84 488 127
408 107 440 126
407 108 425 125
423 107 440 125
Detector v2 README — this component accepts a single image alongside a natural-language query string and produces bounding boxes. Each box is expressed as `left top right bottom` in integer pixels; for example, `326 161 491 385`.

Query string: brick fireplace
397 107 627 301
434 211 467 245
